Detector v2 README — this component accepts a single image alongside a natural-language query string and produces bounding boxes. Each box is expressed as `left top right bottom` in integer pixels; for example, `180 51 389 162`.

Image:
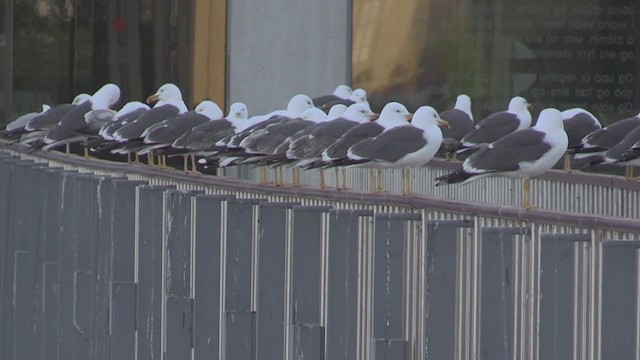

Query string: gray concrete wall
226 0 350 114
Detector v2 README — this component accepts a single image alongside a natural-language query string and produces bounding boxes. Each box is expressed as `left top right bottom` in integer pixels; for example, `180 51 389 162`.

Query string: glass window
5 0 227 127
352 0 639 123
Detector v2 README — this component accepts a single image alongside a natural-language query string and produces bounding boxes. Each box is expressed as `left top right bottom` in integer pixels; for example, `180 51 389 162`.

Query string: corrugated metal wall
1 148 640 360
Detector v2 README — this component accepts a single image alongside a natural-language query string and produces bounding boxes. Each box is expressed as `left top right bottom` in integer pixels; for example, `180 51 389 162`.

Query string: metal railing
1 143 639 360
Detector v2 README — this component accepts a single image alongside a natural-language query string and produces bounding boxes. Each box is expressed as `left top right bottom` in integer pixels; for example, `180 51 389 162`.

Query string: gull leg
148 151 154 166
369 169 375 192
340 168 347 190
259 166 267 184
134 152 140 164
83 147 90 159
183 155 188 172
65 144 70 155
523 178 532 210
374 169 383 193
162 155 168 169
191 155 199 174
279 166 285 186
334 167 339 189
625 165 635 180
563 153 572 172
319 169 326 189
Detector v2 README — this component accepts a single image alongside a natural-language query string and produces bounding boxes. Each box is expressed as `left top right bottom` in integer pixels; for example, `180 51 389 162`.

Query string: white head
378 102 413 125
115 101 150 118
507 96 530 113
327 104 348 120
333 85 353 99
534 108 564 132
342 103 378 123
195 100 223 120
72 93 91 105
286 94 315 116
147 83 184 105
90 83 121 110
411 106 449 131
349 88 368 103
454 94 473 120
227 102 248 121
300 108 328 123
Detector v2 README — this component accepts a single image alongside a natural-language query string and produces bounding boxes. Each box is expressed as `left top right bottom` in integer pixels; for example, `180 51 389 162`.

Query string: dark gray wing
323 122 384 159
349 126 426 162
297 119 359 158
603 125 640 161
100 108 148 139
466 129 548 172
461 111 520 146
225 115 290 148
56 101 93 130
173 120 235 151
114 104 180 141
440 109 473 141
145 113 209 144
26 104 76 131
579 117 640 151
563 113 602 149
243 119 314 154
316 98 355 112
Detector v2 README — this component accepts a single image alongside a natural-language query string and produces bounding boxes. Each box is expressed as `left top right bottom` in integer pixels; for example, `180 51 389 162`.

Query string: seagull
312 85 353 111
14 93 90 146
345 106 448 194
573 112 640 165
112 83 188 165
3 104 51 140
171 102 249 172
315 102 413 190
135 100 224 167
40 84 121 156
587 125 640 179
560 108 602 171
458 96 532 154
439 94 474 160
436 108 568 209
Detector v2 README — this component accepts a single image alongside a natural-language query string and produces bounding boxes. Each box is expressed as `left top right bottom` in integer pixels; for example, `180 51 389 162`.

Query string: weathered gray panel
193 194 233 360
93 177 117 360
0 156 16 360
109 281 136 360
227 0 350 114
326 209 372 360
292 206 330 325
372 214 419 339
29 165 49 360
539 234 588 360
166 296 194 360
137 185 173 360
42 262 59 360
601 240 640 359
73 270 92 358
111 180 145 282
425 220 473 360
225 199 259 311
292 324 324 360
13 250 31 360
225 310 255 359
165 190 193 297
479 227 528 360
256 202 296 360
57 171 79 360
371 339 407 360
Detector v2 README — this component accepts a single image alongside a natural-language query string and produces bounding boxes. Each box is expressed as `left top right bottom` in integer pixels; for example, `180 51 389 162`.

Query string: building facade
2 0 639 124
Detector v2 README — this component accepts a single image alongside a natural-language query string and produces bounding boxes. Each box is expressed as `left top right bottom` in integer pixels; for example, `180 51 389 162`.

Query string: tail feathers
619 150 640 164
581 155 606 168
455 144 482 155
322 158 369 169
435 169 474 186
573 145 605 154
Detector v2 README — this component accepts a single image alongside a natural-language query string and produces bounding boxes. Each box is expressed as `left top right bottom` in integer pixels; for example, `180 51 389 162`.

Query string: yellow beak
146 93 160 105
438 119 450 128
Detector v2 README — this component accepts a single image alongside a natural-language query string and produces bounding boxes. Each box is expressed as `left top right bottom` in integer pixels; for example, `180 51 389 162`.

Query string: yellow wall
192 0 227 108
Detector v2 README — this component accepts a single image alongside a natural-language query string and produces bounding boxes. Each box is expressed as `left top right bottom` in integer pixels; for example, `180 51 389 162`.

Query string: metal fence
1 145 640 360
